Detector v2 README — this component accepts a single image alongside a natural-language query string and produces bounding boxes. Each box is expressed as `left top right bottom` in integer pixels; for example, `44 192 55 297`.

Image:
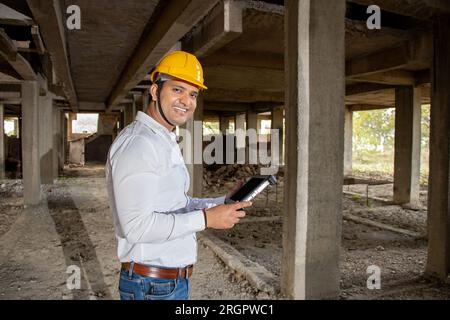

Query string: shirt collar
136 111 177 141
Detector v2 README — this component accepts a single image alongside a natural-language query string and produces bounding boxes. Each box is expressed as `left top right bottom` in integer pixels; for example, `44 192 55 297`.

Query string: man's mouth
173 106 188 113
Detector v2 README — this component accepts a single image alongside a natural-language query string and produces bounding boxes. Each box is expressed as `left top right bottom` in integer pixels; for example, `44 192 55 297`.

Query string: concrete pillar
246 110 258 165
39 93 54 184
282 0 345 299
235 113 246 164
186 96 203 197
344 107 353 176
393 87 421 205
0 103 5 179
124 105 134 126
135 93 144 113
271 107 284 165
60 112 67 172
142 91 150 114
219 115 229 134
52 105 61 178
21 81 41 205
426 14 450 281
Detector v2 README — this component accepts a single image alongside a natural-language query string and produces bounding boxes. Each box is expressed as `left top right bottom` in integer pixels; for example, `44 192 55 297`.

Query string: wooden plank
27 0 78 111
182 0 243 57
106 0 221 111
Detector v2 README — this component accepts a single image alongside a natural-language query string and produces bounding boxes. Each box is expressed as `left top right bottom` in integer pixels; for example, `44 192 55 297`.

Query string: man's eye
173 88 182 93
190 93 198 99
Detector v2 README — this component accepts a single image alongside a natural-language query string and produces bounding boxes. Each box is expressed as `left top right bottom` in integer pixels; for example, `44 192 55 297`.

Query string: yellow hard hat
150 51 207 90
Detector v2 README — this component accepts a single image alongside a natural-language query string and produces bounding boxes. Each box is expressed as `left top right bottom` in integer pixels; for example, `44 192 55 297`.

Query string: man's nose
178 92 189 106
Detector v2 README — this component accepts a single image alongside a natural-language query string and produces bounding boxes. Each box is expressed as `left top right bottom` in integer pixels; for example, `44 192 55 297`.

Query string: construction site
1 0 450 300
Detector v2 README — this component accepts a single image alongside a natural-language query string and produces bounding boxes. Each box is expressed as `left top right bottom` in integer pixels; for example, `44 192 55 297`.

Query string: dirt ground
0 164 262 300
1 163 450 300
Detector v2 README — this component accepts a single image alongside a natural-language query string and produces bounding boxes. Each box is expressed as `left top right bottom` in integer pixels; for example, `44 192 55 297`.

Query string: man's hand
205 201 252 229
225 180 244 199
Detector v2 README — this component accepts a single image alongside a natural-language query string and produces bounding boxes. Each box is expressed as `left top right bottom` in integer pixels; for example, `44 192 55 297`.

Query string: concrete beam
107 0 220 111
0 3 34 26
349 70 416 86
348 0 450 20
426 13 450 281
282 0 345 300
346 83 394 96
21 81 41 205
393 87 421 205
0 28 18 61
346 34 432 78
31 25 45 55
0 30 36 81
27 0 78 111
204 65 284 91
348 104 395 112
182 0 243 57
204 88 284 104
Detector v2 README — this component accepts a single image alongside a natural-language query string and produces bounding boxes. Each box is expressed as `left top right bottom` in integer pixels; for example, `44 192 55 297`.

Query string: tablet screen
230 177 267 202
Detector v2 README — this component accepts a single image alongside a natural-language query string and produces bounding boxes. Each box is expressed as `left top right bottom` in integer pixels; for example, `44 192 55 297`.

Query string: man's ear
150 84 158 101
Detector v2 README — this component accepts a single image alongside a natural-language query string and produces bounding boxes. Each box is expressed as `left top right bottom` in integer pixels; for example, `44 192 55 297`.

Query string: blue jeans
118 269 190 300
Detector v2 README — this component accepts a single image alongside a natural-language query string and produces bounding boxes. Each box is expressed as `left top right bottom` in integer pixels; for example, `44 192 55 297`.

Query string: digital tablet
225 175 277 204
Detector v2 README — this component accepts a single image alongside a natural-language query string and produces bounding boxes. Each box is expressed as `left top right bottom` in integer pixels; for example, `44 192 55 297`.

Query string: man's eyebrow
172 83 199 95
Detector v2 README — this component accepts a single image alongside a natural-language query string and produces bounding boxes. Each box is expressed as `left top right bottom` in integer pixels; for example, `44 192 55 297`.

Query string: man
106 51 252 300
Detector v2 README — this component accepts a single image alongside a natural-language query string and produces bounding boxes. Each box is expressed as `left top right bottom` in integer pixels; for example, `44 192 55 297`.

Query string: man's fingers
234 201 252 209
235 210 246 218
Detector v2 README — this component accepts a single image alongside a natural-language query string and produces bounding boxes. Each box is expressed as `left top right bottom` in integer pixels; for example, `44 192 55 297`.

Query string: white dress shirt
106 111 225 268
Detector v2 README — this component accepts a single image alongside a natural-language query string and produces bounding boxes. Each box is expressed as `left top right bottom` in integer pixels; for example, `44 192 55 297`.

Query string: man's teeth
174 107 187 113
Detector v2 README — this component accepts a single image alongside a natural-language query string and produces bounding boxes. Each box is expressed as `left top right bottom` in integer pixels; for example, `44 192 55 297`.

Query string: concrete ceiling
64 0 160 103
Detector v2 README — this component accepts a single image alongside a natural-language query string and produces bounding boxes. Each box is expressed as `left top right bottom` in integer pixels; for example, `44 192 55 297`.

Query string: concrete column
52 105 61 179
246 110 258 165
344 107 353 176
21 81 41 205
135 93 144 114
282 0 345 299
393 87 421 205
235 113 246 164
271 107 284 165
39 93 54 184
60 112 67 172
426 14 450 281
186 96 204 197
219 115 229 134
124 105 134 126
0 103 5 179
142 91 150 114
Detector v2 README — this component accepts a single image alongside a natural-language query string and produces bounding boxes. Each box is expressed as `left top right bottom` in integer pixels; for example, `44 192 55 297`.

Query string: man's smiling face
151 79 200 127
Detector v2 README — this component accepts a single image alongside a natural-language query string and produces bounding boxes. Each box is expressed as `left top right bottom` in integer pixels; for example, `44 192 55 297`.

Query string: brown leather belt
121 262 193 280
